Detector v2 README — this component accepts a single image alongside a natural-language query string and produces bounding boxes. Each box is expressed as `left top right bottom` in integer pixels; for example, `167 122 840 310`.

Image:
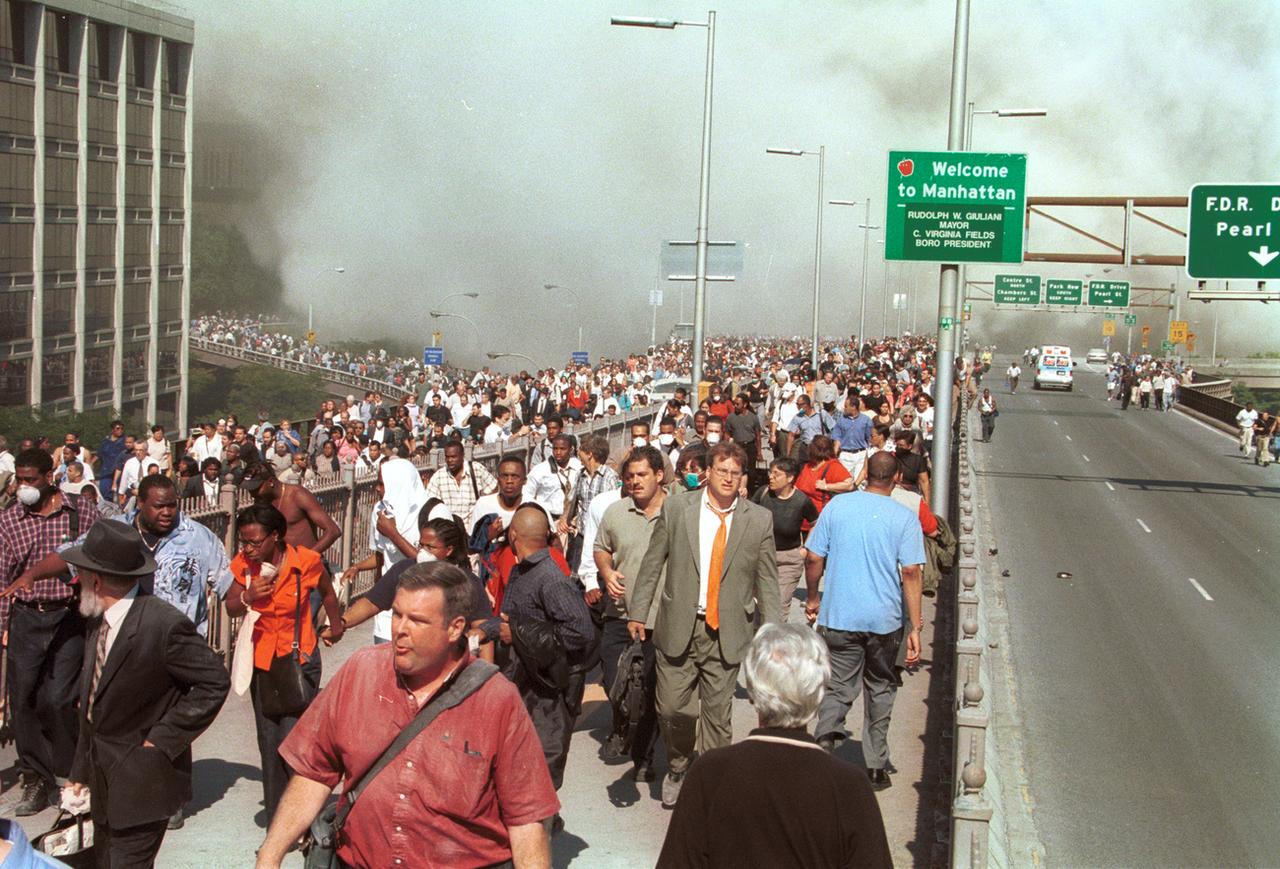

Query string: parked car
1086 348 1107 364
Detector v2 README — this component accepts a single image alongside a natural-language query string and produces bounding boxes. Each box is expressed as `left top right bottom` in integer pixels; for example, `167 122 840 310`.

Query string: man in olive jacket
628 442 779 808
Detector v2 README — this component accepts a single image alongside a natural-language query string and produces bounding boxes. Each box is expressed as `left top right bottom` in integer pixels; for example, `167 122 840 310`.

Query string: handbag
304 660 499 869
230 609 261 696
258 568 312 719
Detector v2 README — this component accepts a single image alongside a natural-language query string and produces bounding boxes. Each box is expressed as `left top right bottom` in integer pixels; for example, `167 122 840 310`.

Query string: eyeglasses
709 467 743 479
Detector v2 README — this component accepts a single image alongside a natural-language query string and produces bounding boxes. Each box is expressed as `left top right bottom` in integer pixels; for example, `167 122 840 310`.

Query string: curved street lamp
542 283 585 351
486 351 540 371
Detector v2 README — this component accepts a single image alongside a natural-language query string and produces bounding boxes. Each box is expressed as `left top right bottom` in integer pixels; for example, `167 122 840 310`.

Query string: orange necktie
705 505 731 630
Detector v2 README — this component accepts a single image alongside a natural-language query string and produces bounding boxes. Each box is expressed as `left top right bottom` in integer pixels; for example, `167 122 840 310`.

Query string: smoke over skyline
191 0 1280 366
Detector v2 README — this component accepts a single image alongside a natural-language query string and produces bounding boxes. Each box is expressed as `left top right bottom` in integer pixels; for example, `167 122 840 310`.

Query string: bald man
490 504 596 808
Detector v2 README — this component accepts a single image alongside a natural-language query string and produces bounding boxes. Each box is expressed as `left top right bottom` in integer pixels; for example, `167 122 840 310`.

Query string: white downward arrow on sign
1249 245 1279 267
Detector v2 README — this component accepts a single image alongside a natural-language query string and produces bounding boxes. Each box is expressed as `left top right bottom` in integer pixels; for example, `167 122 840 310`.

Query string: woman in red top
794 435 854 524
232 503 344 819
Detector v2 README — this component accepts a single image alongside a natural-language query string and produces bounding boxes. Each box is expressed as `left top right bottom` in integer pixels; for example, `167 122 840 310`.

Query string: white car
1086 348 1107 364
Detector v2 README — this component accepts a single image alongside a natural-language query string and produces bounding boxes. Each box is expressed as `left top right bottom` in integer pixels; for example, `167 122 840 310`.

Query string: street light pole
612 10 716 389
543 283 585 351
877 238 889 338
858 202 879 347
429 310 481 363
929 0 971 518
487 351 539 371
766 145 825 370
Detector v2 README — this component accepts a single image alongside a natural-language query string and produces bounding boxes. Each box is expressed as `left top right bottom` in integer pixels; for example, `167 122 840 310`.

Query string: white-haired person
656 624 891 868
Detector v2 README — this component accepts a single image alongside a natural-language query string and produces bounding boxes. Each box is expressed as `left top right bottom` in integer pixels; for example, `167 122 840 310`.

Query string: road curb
972 444 1048 867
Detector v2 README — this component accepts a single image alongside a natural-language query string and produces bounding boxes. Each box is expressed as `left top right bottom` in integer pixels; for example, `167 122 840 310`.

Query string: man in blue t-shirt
803 451 925 790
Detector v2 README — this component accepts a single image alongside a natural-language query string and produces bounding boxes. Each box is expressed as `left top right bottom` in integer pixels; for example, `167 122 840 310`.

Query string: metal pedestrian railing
189 336 419 401
950 388 994 867
183 407 654 664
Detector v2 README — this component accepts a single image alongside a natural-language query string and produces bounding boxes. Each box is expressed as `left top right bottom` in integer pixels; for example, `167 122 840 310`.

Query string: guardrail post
216 480 238 663
339 463 357 572
951 700 993 868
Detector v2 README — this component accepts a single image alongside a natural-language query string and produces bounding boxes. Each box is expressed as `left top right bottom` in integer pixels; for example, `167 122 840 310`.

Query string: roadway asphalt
972 361 1280 868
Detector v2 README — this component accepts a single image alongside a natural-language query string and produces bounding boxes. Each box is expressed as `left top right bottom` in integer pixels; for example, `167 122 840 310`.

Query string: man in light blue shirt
830 394 874 478
803 451 924 789
785 394 836 460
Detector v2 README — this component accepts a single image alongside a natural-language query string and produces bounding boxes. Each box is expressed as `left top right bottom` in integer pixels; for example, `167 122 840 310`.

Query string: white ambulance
1033 345 1075 391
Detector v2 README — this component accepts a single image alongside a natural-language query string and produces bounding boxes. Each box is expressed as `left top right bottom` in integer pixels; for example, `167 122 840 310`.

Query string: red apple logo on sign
897 158 914 177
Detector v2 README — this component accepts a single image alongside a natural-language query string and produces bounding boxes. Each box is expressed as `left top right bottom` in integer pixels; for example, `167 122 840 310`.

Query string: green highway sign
1104 312 1115 320
1161 340 1174 352
1186 183 1280 279
993 274 1041 305
940 317 954 330
1045 279 1083 305
1124 313 1137 326
886 151 1027 264
1088 280 1130 307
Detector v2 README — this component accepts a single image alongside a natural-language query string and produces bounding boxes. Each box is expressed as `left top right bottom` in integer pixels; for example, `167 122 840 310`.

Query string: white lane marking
1104 481 1115 491
1065 435 1073 441
1187 577 1214 602
1053 420 1059 426
1082 454 1091 462
1136 518 1152 533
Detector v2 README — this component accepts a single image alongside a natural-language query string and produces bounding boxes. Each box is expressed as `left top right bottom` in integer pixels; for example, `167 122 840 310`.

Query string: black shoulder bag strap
333 659 499 832
468 461 480 501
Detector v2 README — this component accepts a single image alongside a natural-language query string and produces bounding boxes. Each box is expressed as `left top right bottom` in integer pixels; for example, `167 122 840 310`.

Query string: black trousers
599 617 658 766
520 669 586 791
7 603 84 786
94 817 168 868
250 651 322 819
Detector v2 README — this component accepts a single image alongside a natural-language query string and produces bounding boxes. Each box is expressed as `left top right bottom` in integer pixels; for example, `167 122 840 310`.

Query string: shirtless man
238 460 342 557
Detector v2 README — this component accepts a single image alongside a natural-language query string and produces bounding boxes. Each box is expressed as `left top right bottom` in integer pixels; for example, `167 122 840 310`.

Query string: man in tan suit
629 441 780 807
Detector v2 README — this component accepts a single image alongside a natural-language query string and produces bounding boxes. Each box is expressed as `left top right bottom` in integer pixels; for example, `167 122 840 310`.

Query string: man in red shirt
255 562 557 869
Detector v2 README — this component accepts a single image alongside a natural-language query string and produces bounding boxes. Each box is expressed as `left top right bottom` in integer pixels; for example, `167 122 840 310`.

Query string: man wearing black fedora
63 521 229 868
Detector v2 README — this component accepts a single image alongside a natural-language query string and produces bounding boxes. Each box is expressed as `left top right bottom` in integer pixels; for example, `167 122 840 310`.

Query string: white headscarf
371 457 427 566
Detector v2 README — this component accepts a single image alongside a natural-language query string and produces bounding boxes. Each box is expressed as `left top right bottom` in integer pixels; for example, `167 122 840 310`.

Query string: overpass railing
185 406 654 664
1178 378 1241 428
951 388 995 866
190 336 416 401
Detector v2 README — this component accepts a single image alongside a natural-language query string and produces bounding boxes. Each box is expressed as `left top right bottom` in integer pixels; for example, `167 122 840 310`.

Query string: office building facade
0 0 192 431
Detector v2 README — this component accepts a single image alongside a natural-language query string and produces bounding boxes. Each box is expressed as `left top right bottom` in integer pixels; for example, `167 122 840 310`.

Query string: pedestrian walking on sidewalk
978 389 998 443
803 452 925 791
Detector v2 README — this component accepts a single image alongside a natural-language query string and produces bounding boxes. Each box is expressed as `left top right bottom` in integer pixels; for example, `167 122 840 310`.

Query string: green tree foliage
187 362 323 424
0 406 148 451
191 216 286 315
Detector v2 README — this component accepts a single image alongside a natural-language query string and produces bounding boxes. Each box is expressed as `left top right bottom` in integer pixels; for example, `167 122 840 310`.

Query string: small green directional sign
1045 279 1083 306
1124 313 1137 326
993 274 1041 305
1088 280 1131 308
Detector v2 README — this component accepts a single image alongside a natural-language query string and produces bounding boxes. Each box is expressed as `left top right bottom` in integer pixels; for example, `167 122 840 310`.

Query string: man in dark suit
629 441 780 808
181 457 222 505
63 521 230 868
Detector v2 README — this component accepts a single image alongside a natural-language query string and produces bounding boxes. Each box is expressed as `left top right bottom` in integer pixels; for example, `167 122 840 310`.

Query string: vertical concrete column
29 5 46 405
112 27 126 412
177 42 193 434
72 15 88 411
145 35 161 424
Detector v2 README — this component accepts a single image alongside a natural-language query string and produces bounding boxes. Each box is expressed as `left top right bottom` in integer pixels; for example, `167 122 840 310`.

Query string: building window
0 357 29 406
90 21 119 82
0 288 29 340
41 285 72 336
42 351 72 400
129 32 153 88
85 346 112 392
85 282 112 331
122 341 147 383
1 1 33 68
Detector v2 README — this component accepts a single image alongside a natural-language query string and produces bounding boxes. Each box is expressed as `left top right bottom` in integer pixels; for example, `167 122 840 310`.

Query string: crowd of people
0 319 974 867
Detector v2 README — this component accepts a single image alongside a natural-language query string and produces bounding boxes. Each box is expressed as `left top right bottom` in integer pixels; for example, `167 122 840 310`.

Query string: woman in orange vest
231 503 344 818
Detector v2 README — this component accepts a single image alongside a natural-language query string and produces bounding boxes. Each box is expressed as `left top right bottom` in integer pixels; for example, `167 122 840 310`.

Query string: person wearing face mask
673 443 709 494
230 504 344 819
0 449 100 816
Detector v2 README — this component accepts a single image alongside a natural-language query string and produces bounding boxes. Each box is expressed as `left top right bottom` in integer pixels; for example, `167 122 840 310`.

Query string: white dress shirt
100 584 139 660
697 491 736 612
523 456 582 516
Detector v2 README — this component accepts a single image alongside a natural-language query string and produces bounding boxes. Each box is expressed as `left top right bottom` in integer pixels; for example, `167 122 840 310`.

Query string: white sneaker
661 770 686 808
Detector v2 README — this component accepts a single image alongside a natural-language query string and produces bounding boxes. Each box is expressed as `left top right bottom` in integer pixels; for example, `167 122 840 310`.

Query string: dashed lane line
1082 454 1091 462
1187 578 1214 602
1104 481 1115 491
1136 518 1153 534
1065 435 1072 441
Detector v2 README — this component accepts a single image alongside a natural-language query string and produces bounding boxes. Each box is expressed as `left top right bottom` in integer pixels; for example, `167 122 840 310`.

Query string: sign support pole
929 0 969 518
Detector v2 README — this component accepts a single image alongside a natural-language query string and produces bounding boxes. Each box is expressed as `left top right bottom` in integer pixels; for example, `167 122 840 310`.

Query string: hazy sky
191 0 1280 366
